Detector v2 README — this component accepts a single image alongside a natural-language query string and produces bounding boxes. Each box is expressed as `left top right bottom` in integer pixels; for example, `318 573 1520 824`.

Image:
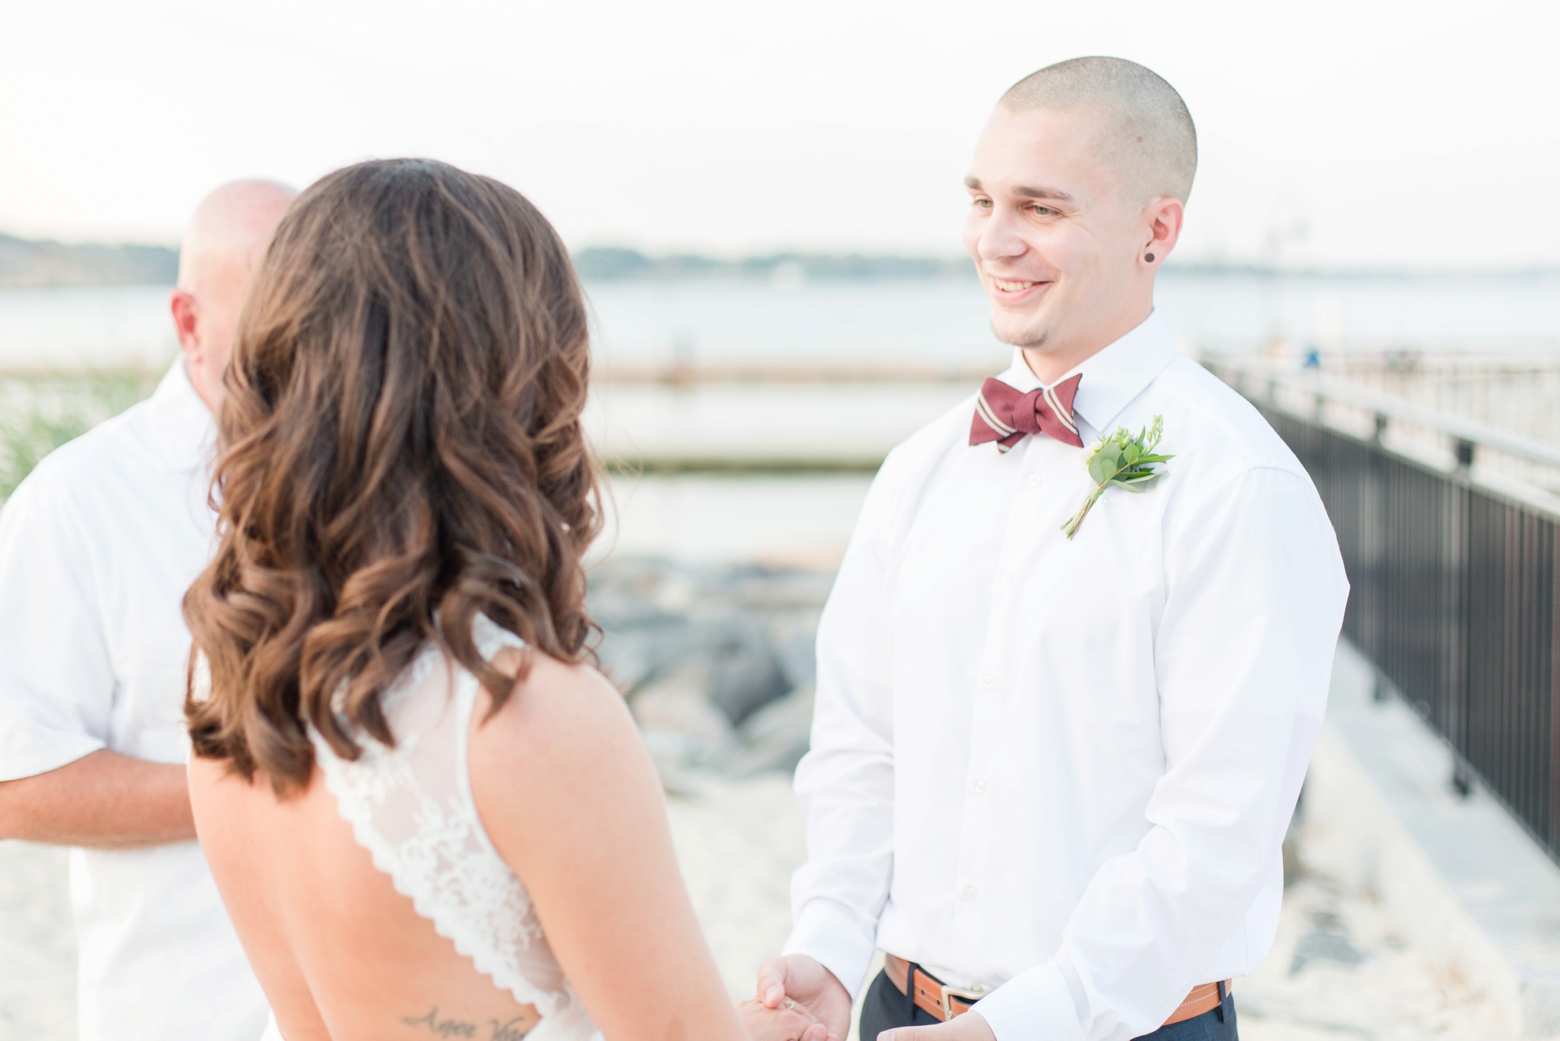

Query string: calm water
4 273 1557 562
586 271 1560 370
2 271 1558 370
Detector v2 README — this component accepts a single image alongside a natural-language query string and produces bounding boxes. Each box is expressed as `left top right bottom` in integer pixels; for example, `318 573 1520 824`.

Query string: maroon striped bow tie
969 374 1084 451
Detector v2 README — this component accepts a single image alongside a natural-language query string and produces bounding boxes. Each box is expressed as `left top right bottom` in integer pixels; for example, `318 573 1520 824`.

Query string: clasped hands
737 954 995 1041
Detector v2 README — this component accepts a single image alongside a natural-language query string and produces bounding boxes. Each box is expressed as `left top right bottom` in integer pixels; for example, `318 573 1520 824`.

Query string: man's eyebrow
962 177 1074 203
1014 185 1074 203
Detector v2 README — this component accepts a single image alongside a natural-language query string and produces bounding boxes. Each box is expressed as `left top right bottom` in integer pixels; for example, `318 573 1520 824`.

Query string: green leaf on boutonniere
1063 415 1173 539
1086 453 1109 485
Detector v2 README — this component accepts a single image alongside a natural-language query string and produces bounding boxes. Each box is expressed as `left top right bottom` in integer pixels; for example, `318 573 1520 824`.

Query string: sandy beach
0 841 75 1039
666 770 1505 1041
0 763 1507 1041
0 559 1509 1041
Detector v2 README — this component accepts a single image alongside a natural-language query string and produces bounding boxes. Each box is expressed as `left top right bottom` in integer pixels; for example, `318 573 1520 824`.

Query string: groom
754 58 1347 1041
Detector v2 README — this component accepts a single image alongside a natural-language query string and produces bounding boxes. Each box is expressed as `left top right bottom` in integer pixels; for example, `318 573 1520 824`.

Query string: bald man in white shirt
754 58 1348 1041
0 179 296 1040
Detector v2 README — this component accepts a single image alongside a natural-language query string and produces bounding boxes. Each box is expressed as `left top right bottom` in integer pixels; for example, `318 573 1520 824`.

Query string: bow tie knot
969 374 1084 452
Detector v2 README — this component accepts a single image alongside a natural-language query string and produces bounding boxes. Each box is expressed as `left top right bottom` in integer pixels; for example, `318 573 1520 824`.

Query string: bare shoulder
471 651 638 762
467 651 662 850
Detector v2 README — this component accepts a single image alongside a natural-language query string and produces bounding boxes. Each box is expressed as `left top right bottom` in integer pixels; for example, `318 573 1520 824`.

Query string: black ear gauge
1145 252 1155 262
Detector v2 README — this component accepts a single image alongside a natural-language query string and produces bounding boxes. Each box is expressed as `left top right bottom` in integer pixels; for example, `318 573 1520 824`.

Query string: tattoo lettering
402 1007 534 1040
489 1018 532 1041
403 1008 478 1038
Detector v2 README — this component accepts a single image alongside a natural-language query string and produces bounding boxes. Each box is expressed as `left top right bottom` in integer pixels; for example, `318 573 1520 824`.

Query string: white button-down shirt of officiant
0 359 268 1040
783 311 1349 1041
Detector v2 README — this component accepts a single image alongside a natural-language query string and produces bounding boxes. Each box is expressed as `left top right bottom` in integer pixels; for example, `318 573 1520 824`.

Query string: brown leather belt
884 954 1230 1028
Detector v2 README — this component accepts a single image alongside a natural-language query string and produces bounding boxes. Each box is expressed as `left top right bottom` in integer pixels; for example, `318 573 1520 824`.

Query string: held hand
737 998 830 1041
754 954 852 1041
880 1010 997 1041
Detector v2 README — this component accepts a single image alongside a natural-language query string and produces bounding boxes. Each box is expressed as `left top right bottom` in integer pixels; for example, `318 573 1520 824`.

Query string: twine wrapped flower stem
1062 415 1172 539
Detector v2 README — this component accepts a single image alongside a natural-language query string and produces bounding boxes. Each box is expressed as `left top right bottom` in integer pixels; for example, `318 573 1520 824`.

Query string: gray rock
731 684 815 777
709 631 789 726
631 665 733 747
775 628 818 690
590 556 831 776
631 663 740 786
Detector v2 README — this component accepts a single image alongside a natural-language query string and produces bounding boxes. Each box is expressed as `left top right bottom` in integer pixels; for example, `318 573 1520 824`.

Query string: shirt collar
147 356 218 474
994 309 1179 438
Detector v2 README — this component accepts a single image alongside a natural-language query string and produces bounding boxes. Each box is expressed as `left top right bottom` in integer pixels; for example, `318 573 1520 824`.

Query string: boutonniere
1062 416 1173 539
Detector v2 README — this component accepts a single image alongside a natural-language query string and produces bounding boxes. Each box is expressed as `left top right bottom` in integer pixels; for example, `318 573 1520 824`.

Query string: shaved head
177 179 297 296
171 179 296 410
1001 56 1196 204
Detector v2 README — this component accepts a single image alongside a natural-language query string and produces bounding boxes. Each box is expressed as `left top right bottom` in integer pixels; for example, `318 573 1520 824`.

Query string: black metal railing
1208 360 1560 864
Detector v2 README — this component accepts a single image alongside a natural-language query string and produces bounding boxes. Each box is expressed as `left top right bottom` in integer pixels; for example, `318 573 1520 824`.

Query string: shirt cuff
973 962 1084 1041
781 899 879 1000
0 727 103 782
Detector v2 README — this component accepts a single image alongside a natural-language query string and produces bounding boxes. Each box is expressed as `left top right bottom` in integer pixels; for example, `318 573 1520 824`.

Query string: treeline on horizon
1 233 1552 288
0 233 179 288
0 237 979 287
571 246 974 281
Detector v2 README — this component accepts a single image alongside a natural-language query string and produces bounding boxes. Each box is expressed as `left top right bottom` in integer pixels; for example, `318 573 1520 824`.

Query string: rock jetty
589 557 829 789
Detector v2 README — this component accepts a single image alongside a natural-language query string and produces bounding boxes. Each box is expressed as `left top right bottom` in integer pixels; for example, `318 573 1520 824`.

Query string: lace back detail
311 617 597 1037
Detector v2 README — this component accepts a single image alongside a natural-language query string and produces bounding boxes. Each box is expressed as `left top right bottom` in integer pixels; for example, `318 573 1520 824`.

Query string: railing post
1456 438 1476 469
1452 759 1474 797
1551 525 1560 849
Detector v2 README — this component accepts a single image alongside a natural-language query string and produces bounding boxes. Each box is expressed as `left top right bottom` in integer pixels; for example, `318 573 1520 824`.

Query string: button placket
956 454 1042 935
979 455 1046 701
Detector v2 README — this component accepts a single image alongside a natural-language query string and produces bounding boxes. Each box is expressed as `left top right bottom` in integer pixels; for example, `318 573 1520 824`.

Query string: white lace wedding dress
254 615 602 1041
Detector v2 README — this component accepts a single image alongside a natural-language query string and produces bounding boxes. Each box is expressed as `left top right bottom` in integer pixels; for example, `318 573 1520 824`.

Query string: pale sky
2 0 1556 269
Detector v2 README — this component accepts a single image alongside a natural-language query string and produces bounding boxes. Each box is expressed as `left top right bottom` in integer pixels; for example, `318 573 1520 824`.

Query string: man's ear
170 289 201 359
1142 197 1185 269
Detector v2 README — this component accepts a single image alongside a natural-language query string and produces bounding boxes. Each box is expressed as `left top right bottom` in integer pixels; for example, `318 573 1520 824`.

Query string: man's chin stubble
991 318 1049 351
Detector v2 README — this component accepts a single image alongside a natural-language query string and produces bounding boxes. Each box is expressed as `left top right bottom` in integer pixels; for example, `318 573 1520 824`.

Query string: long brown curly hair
185 158 601 794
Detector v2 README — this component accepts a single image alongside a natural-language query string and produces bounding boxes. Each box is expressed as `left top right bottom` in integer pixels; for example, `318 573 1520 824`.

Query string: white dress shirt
783 312 1348 1041
0 359 268 1040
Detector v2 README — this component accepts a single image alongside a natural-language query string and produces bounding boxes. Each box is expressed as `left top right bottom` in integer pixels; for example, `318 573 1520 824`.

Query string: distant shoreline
0 234 177 289
2 234 1556 289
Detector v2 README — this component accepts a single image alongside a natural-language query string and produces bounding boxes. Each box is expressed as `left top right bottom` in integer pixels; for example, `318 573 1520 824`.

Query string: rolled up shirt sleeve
782 456 904 999
0 462 114 781
974 466 1348 1041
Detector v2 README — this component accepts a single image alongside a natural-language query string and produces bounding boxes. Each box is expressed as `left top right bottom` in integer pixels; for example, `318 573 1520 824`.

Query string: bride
183 158 828 1041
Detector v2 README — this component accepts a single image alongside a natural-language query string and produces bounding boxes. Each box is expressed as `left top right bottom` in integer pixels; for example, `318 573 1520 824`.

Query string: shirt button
963 886 978 901
981 674 996 689
1028 474 1042 488
973 779 988 795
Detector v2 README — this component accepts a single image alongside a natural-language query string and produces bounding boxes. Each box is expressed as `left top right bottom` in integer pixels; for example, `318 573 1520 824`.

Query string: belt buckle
938 982 985 1020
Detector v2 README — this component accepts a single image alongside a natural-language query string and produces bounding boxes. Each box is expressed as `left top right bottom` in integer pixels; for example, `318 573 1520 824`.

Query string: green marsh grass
0 369 159 500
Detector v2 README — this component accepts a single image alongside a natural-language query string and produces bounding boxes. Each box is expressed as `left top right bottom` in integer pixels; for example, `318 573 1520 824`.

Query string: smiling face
963 103 1182 382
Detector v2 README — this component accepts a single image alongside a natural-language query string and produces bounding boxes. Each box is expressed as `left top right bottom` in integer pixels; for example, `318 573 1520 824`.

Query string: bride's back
193 626 599 1040
183 160 761 1041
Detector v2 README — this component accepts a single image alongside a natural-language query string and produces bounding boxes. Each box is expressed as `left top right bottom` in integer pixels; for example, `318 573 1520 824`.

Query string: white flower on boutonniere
1062 415 1172 539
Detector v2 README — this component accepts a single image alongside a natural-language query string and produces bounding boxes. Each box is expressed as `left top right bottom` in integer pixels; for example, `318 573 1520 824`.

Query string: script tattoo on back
402 1007 533 1040
488 1018 532 1041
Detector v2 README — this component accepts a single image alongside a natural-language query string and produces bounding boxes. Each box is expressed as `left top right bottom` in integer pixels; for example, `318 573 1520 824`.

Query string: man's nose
977 206 1027 263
